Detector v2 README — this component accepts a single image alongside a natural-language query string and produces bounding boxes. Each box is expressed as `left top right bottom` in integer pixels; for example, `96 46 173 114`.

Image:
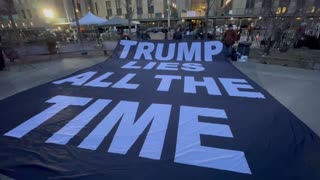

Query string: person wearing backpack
223 24 237 59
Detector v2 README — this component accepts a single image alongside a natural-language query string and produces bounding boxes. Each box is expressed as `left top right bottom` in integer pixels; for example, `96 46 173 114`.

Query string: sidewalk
234 61 320 136
0 56 107 100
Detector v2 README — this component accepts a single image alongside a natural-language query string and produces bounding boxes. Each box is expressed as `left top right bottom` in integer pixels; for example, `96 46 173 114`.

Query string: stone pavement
234 61 320 136
0 56 107 101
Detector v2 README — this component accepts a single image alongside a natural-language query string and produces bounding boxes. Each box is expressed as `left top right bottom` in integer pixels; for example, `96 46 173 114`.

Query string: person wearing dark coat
141 31 151 40
173 27 183 40
161 26 169 40
0 36 5 71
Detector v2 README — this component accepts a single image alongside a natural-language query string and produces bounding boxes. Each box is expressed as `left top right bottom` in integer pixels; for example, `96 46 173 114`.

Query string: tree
205 0 217 40
0 0 16 29
261 0 303 53
123 0 134 36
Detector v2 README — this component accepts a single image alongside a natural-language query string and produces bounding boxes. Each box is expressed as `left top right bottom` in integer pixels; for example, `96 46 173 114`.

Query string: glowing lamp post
43 9 54 19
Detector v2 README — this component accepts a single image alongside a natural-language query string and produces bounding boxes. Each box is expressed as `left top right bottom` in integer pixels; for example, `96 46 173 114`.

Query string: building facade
226 0 320 16
1 0 320 29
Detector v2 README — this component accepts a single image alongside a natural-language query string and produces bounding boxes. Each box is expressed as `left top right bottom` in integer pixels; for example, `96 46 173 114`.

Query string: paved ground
0 54 320 138
0 56 107 100
234 61 320 136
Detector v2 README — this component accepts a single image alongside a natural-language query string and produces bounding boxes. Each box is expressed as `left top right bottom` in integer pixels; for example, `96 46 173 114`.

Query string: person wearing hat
222 24 237 59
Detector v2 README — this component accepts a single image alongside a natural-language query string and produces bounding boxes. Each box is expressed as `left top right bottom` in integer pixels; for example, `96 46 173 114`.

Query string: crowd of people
1 19 319 70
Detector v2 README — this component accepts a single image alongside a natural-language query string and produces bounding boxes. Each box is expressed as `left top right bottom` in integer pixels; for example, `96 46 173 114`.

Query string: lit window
282 7 287 14
276 7 281 14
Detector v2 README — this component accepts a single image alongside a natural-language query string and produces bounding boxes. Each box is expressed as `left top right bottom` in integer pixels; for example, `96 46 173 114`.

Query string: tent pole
72 0 87 55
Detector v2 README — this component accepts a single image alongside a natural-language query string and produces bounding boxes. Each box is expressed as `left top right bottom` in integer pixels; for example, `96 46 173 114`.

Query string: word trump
5 95 252 174
119 40 223 61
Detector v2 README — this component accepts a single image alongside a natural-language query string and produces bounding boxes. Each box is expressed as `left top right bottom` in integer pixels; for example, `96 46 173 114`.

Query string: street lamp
43 9 54 18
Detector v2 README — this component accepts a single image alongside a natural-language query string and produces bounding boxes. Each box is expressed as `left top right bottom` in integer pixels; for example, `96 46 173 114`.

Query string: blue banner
0 40 319 179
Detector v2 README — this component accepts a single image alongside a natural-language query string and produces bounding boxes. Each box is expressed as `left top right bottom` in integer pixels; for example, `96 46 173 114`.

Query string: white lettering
120 40 138 59
155 43 176 61
177 42 201 61
79 101 172 160
184 76 222 95
219 78 265 99
46 99 111 145
157 63 179 71
134 42 155 60
112 73 140 89
181 63 205 72
175 106 251 174
121 61 141 69
5 95 92 138
205 41 223 61
85 72 113 87
53 71 97 86
155 75 181 91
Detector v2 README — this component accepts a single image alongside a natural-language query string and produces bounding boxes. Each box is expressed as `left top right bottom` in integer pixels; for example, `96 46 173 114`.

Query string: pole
167 0 171 29
71 0 87 55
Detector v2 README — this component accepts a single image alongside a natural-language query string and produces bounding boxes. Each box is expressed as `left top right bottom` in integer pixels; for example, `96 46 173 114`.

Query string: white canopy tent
99 17 140 26
70 11 107 26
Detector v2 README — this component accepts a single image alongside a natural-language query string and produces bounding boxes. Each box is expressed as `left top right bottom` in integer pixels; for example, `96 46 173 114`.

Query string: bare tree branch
121 0 135 36
0 0 16 29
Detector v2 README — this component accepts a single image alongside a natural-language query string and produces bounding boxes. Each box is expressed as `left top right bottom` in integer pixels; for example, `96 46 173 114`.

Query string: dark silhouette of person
121 33 131 40
0 36 5 71
162 26 169 40
141 31 151 40
173 27 183 40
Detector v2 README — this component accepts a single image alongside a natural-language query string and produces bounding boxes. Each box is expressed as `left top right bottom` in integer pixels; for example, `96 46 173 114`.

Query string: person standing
121 33 131 40
0 36 5 71
173 27 183 40
222 24 237 58
162 26 169 40
141 31 151 40
136 25 141 40
263 29 276 56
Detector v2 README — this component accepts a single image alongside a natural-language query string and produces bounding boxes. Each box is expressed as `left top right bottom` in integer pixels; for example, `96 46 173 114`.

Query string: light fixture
43 8 54 18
